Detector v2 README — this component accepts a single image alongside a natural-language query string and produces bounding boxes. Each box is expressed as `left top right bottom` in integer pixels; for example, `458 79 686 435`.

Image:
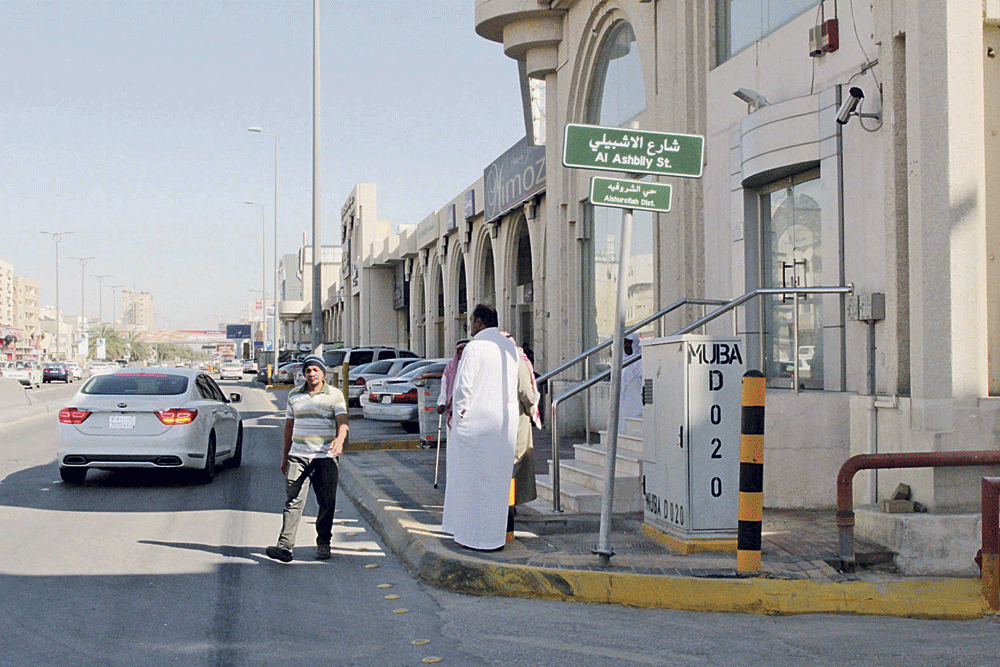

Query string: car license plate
109 415 136 429
381 395 391 404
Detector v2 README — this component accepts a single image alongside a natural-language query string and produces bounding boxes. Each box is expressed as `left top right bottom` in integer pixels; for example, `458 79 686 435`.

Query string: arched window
586 22 646 127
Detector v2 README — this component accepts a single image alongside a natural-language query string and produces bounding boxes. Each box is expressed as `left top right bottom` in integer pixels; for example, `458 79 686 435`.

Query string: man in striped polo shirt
265 354 348 562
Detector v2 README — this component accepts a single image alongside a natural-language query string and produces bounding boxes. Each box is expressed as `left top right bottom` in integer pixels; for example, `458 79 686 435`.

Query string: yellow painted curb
436 559 989 619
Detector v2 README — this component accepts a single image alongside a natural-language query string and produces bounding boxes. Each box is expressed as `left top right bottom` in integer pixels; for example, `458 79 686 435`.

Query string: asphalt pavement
5 378 993 619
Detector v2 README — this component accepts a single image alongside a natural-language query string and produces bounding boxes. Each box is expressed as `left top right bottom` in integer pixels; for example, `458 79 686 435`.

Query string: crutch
433 410 443 489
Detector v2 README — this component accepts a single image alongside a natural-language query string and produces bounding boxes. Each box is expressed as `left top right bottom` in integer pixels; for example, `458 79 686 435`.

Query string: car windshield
323 350 346 367
82 373 188 395
397 361 435 380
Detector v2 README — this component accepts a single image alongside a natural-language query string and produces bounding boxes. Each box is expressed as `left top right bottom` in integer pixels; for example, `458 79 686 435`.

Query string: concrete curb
338 454 992 619
0 403 52 428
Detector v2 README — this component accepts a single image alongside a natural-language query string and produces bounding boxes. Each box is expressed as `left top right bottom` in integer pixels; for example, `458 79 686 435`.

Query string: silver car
57 368 243 484
363 361 448 433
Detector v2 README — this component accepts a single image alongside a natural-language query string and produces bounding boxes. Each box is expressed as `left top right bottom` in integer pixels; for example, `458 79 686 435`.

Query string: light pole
245 200 266 360
69 256 95 339
249 126 279 381
110 285 123 332
41 231 73 361
91 274 111 331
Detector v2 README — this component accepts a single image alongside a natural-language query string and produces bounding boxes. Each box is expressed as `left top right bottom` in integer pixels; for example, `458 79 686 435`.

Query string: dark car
43 363 72 384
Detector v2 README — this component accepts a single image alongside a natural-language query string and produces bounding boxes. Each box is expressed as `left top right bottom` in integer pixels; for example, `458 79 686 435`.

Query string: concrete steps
535 417 644 514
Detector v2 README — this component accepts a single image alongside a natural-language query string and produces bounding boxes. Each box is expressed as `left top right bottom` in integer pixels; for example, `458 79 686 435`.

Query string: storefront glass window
586 22 646 127
717 0 818 63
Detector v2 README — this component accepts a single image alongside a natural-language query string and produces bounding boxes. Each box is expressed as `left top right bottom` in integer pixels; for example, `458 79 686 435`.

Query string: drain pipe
836 450 1000 571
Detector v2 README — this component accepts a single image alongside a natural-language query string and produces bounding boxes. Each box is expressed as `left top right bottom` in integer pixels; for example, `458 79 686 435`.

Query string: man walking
442 304 519 550
266 354 348 562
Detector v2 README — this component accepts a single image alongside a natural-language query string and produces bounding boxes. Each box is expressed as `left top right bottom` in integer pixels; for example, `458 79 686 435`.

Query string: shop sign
464 189 476 220
416 211 439 249
484 137 546 222
589 177 672 213
445 204 457 232
563 123 704 178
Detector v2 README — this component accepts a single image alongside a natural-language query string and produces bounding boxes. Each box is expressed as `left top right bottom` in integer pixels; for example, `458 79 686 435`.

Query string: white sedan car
57 368 243 484
219 361 243 381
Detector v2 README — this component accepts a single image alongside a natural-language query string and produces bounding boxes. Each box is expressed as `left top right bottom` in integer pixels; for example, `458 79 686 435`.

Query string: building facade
327 0 1000 571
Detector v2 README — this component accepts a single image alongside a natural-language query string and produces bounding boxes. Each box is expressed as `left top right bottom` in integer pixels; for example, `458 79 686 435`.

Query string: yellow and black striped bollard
737 370 766 573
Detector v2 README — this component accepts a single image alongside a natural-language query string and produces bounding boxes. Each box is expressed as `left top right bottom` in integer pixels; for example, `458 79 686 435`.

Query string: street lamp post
249 126 279 382
91 274 111 331
41 231 73 361
245 200 266 361
69 256 95 349
110 285 123 331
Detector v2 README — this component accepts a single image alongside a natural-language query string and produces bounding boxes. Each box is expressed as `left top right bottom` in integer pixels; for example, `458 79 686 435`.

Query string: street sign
265 340 273 351
563 123 704 178
590 177 672 213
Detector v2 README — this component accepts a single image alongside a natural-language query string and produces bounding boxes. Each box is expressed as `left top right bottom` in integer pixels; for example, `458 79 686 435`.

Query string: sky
2 0 525 331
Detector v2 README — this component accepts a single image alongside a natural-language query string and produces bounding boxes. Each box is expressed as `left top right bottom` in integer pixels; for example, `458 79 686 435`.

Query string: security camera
836 87 865 124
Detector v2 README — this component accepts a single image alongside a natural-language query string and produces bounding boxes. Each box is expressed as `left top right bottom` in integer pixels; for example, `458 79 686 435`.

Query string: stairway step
597 431 644 458
536 474 642 513
574 444 642 476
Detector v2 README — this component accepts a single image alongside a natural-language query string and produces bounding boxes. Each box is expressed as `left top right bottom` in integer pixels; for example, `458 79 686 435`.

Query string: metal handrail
535 298 729 387
546 284 853 512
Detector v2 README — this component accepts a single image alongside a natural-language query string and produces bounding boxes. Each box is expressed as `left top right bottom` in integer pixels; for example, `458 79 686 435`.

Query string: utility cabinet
641 335 745 550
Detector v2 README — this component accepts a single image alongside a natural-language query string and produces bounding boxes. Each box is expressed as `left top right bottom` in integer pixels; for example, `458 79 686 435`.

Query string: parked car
88 361 116 376
5 361 43 388
322 347 419 383
275 362 303 385
219 361 243 381
57 367 243 484
346 359 428 406
65 361 83 380
43 363 73 384
242 359 258 374
363 360 448 433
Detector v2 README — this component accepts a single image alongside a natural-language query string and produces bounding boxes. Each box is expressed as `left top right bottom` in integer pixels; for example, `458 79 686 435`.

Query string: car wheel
60 467 87 484
198 432 217 484
401 421 420 434
227 422 244 469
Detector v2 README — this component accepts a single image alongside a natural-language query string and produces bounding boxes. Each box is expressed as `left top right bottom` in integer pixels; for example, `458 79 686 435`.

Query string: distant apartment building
0 260 13 327
13 276 40 357
121 289 155 332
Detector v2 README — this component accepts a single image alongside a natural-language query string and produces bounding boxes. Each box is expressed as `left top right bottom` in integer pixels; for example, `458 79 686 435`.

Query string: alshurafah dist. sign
590 177 672 213
563 123 704 178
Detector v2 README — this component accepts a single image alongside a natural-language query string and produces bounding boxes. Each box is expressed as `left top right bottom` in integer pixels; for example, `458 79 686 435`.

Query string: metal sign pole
594 204 633 566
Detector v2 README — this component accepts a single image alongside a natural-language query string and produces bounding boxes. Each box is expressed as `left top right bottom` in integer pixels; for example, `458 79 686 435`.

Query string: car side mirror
229 392 242 403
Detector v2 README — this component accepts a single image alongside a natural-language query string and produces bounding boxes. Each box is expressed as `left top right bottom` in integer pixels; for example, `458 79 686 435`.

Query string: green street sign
590 177 672 213
563 123 704 178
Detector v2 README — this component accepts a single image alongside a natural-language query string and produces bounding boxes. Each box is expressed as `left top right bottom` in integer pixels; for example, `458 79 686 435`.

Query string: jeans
277 455 339 549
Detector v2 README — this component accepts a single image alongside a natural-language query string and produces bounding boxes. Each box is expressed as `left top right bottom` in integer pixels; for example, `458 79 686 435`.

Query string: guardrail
835 451 1000 571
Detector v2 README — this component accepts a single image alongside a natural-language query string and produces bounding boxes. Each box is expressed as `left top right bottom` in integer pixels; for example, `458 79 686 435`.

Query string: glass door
760 169 823 389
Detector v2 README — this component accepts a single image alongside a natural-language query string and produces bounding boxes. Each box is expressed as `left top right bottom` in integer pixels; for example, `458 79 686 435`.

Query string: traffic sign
563 123 704 178
265 340 273 351
590 177 672 213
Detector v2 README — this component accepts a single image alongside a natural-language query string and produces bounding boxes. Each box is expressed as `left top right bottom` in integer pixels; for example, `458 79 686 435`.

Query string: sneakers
315 545 331 560
265 545 293 563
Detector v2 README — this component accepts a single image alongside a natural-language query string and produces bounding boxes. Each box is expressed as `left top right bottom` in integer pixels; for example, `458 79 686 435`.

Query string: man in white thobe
441 303 518 550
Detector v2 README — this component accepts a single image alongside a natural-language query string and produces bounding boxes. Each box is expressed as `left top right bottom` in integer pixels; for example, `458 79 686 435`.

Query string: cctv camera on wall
836 86 881 126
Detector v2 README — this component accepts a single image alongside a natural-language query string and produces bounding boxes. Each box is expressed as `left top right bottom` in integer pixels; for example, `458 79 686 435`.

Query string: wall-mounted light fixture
733 88 769 111
836 86 881 125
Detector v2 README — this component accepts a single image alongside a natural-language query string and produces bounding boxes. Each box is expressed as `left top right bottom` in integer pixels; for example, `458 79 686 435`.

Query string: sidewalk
337 428 993 619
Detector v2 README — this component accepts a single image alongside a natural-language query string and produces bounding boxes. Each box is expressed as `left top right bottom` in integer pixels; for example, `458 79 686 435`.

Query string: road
2 376 1000 666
